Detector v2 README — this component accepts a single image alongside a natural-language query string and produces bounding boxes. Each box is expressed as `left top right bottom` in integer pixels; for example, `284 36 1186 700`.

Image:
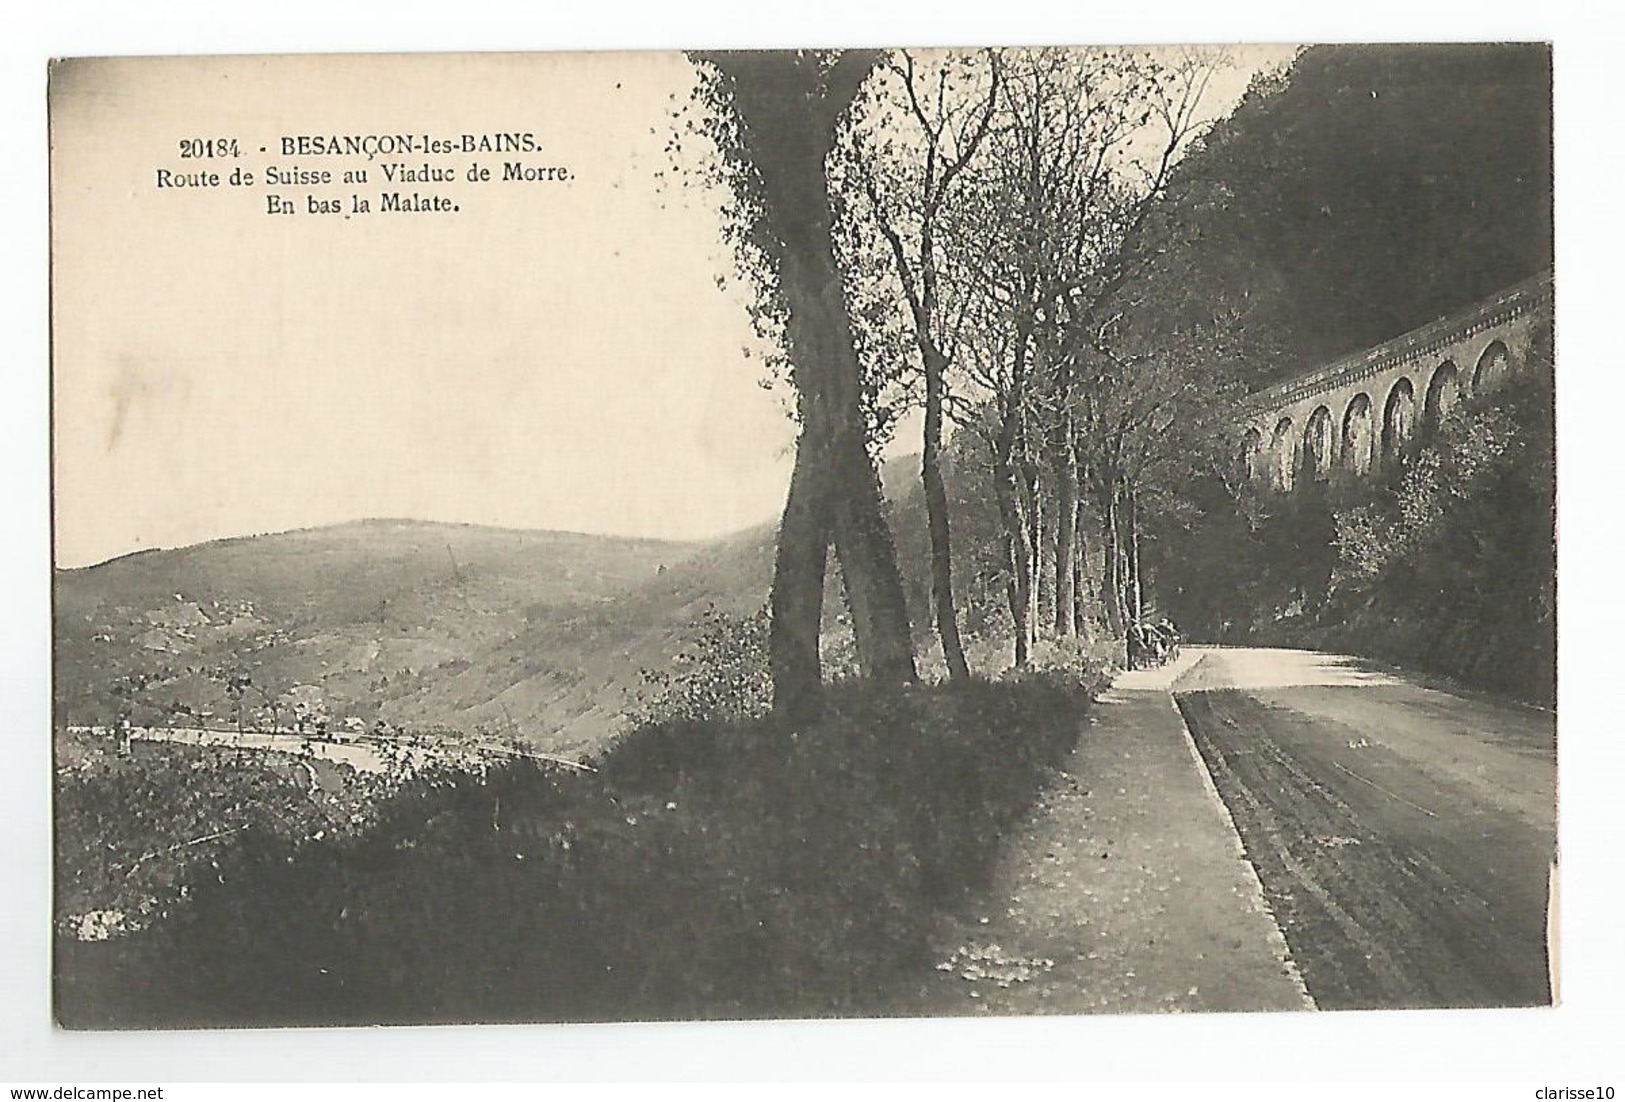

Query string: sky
51 46 1294 568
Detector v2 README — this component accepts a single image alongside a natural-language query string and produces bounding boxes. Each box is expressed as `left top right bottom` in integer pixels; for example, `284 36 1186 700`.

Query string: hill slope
379 522 776 752
55 458 934 755
53 519 717 745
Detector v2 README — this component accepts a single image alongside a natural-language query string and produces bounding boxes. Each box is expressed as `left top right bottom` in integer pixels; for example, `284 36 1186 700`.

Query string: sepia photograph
45 40 1558 1032
23 13 1598 1081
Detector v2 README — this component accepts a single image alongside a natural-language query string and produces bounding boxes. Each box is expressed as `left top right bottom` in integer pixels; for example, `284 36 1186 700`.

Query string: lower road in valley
1174 647 1557 1010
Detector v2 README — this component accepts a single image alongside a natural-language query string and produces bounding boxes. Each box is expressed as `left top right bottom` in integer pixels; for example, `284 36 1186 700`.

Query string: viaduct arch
1237 272 1552 491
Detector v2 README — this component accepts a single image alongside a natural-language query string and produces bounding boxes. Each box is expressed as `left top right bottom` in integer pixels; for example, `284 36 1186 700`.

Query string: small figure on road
1127 622 1148 670
1152 622 1174 666
1159 618 1182 663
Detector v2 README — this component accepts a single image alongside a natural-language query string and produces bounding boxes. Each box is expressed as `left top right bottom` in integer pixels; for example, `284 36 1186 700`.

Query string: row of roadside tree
680 43 1551 707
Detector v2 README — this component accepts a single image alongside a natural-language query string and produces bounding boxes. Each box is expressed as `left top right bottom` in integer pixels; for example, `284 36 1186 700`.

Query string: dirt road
1174 647 1557 1010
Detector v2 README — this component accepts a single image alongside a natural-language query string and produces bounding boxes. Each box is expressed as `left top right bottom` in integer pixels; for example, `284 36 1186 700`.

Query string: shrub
1324 354 1555 703
52 732 394 940
1009 635 1117 698
627 605 772 726
58 678 1090 1027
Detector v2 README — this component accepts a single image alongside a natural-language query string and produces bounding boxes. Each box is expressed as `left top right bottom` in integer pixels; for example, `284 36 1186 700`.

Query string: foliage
1156 43 1551 387
832 50 1003 447
1005 635 1117 698
672 51 908 450
1323 352 1555 702
52 729 396 940
57 679 1091 1027
1146 474 1342 640
628 605 773 725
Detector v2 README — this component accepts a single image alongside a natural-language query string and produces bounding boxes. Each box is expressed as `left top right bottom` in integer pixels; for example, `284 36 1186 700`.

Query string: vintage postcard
48 44 1556 1031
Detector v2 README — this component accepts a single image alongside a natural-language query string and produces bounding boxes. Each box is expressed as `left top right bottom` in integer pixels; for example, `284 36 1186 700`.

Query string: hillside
53 519 717 746
388 454 942 750
54 458 939 755
378 522 776 753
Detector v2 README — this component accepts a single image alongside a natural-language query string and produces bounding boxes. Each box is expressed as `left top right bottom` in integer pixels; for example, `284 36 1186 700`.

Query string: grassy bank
57 676 1095 1027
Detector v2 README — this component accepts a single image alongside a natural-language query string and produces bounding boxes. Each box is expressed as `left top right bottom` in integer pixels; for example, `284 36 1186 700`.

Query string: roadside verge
899 649 1315 1015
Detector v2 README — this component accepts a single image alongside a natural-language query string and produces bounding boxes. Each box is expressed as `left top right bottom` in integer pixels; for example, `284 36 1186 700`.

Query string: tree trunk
769 432 832 724
1115 486 1133 626
830 441 917 685
1072 524 1088 636
994 451 1031 669
1053 414 1079 638
1021 456 1042 653
993 319 1036 669
1127 484 1145 626
777 228 915 689
922 350 971 681
1102 485 1124 637
1074 449 1092 637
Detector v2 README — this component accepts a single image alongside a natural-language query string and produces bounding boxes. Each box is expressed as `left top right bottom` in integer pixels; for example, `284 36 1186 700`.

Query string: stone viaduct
1237 271 1553 491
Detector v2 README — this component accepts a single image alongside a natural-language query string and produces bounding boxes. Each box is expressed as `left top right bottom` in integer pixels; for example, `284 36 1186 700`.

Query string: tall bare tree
841 49 1002 681
948 47 1224 662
